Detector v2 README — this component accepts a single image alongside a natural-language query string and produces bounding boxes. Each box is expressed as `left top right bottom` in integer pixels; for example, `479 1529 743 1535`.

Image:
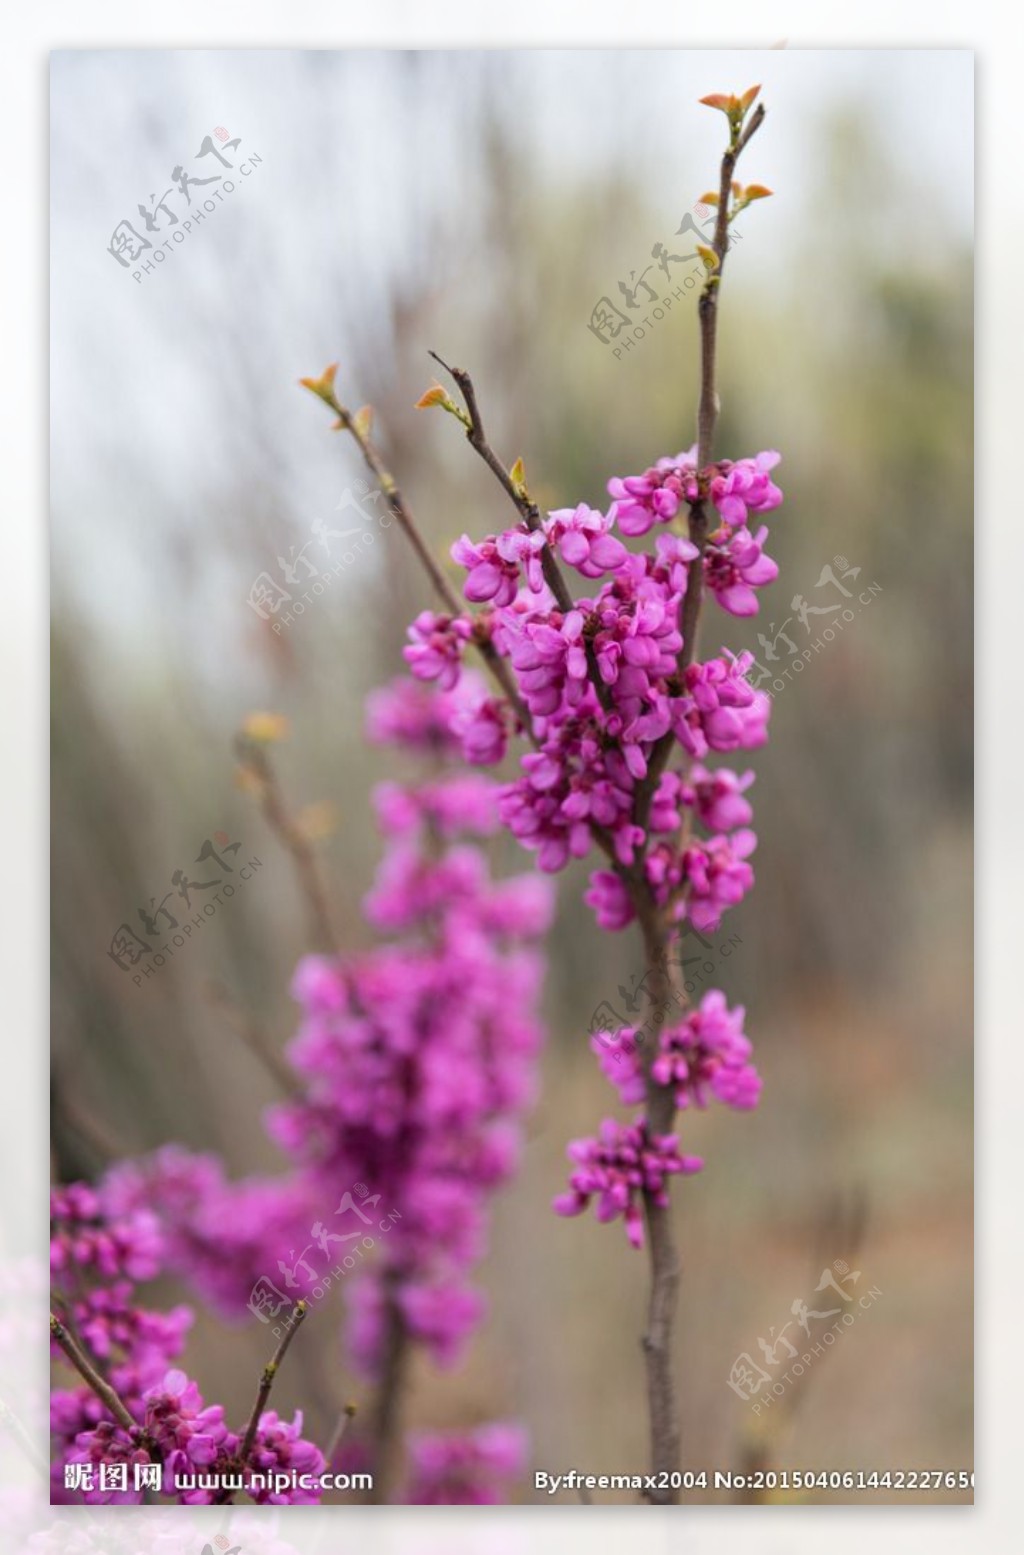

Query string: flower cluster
81 681 545 1501
49 1186 193 1503
592 990 762 1113
51 1182 327 1505
65 1366 325 1506
402 1422 528 1504
400 444 779 1252
265 679 553 1379
403 450 780 936
553 1120 704 1248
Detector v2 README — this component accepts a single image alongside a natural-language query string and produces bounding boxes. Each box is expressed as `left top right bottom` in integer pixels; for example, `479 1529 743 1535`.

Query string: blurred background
50 50 973 1502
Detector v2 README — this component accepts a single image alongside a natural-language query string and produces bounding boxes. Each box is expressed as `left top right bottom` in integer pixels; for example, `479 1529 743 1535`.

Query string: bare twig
325 1401 358 1465
50 1313 139 1436
428 352 614 712
238 1301 309 1465
303 371 536 741
205 980 300 1098
235 738 339 955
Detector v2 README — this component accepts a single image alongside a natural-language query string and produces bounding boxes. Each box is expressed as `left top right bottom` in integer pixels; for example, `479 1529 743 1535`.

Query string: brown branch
235 738 339 956
50 1313 140 1436
634 102 766 834
204 980 300 1098
366 1279 409 1504
428 352 615 713
238 1301 309 1465
630 902 686 1504
305 373 537 742
630 99 768 1502
325 1401 358 1465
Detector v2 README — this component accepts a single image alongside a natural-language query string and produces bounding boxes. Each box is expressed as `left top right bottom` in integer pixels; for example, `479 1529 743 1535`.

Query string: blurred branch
205 980 300 1098
325 1400 358 1465
367 1277 409 1504
235 736 339 956
732 1187 870 1503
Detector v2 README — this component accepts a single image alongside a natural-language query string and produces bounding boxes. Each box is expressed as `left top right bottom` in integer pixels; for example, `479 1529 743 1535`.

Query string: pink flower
452 527 546 605
606 450 700 536
242 1409 326 1504
450 694 508 766
708 451 783 527
675 651 771 756
583 869 635 930
590 1029 645 1104
553 1118 702 1247
679 829 757 932
404 610 473 689
703 524 779 615
398 1281 488 1368
544 503 629 577
404 1422 528 1504
650 990 762 1111
680 764 755 832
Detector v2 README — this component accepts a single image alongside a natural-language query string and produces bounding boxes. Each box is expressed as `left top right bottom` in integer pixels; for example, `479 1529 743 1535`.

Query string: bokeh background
50 49 973 1502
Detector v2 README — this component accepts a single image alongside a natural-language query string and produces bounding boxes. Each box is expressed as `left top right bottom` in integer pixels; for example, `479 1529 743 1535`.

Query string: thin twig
50 1313 139 1436
325 1401 358 1465
238 1301 309 1464
634 101 767 833
305 373 536 742
205 980 300 1098
235 739 339 955
428 352 577 605
632 904 685 1504
428 352 614 713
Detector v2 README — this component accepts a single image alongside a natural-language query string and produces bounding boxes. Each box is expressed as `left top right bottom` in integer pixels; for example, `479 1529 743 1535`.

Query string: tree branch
366 1279 409 1504
633 101 767 834
630 99 768 1501
50 1312 140 1436
238 1300 309 1465
204 980 300 1098
303 371 537 742
234 736 339 956
428 352 615 713
325 1401 358 1465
